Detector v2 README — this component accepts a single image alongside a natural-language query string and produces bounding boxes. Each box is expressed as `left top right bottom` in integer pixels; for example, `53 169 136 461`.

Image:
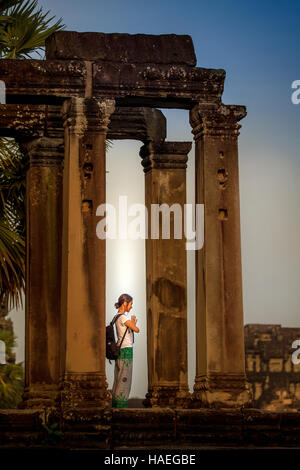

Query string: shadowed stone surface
1 409 300 449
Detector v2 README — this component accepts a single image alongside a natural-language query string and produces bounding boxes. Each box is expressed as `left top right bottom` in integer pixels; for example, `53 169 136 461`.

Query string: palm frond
0 138 25 236
0 219 25 310
0 0 21 15
0 0 64 58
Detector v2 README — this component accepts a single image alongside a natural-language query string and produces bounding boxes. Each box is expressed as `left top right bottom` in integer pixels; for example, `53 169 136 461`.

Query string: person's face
127 300 133 312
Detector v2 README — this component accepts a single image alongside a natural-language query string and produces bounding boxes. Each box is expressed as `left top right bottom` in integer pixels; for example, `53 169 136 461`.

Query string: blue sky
8 0 299 395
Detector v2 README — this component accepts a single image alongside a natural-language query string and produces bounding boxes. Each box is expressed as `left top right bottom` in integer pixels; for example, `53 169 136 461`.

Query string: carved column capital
190 103 247 140
62 97 115 136
140 141 192 173
20 136 64 169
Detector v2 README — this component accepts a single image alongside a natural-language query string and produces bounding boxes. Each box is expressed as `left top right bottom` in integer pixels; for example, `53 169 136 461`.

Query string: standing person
111 293 139 408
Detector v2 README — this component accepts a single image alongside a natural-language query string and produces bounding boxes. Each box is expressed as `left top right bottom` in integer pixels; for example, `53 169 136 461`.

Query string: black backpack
106 313 129 363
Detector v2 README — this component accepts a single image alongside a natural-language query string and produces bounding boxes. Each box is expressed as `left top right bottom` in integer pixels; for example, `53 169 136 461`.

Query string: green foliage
0 219 25 309
41 422 64 446
0 0 64 58
0 138 26 237
0 363 24 408
0 326 24 408
0 325 15 356
0 138 25 309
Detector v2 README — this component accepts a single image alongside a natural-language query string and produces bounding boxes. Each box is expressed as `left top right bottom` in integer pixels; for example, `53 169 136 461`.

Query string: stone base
191 373 254 409
58 372 111 422
2 408 300 449
143 385 192 408
18 384 60 411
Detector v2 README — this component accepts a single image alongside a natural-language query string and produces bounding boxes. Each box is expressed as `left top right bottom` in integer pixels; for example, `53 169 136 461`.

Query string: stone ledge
1 408 300 449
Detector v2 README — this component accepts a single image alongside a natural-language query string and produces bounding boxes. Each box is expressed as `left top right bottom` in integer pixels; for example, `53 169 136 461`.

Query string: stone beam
108 107 166 142
0 104 63 138
0 60 87 101
0 104 166 142
0 104 46 137
45 31 197 66
0 60 225 108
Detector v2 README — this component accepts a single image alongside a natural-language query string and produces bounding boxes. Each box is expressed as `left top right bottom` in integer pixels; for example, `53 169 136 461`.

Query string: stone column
19 111 64 408
59 97 115 417
140 141 192 408
189 103 253 409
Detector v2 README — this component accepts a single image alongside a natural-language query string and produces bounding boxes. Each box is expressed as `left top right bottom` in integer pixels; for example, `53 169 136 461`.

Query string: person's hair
114 293 133 309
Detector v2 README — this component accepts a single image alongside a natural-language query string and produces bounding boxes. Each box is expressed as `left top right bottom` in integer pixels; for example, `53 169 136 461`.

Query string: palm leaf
0 0 21 15
0 0 64 58
0 138 25 236
0 138 25 308
0 219 25 309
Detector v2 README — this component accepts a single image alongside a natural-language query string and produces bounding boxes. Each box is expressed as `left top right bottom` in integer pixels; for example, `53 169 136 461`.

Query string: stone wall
245 324 300 411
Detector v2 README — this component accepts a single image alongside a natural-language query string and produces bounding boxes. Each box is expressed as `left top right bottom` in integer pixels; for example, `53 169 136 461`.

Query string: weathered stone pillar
140 141 192 408
59 97 115 416
189 103 253 409
19 112 64 408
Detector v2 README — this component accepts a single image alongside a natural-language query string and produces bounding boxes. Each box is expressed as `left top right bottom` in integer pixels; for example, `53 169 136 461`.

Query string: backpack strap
112 313 129 348
119 326 129 348
111 313 122 326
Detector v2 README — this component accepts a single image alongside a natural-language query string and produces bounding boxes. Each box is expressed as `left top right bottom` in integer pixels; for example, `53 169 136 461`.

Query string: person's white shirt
114 313 134 348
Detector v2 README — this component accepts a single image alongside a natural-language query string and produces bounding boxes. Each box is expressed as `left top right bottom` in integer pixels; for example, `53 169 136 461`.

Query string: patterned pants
112 347 133 408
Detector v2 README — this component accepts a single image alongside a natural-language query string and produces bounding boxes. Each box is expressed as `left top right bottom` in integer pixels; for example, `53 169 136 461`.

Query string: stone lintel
93 63 225 105
0 104 46 138
0 60 225 108
46 31 197 66
0 103 166 142
0 59 86 99
0 104 63 138
108 107 166 142
140 141 192 172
